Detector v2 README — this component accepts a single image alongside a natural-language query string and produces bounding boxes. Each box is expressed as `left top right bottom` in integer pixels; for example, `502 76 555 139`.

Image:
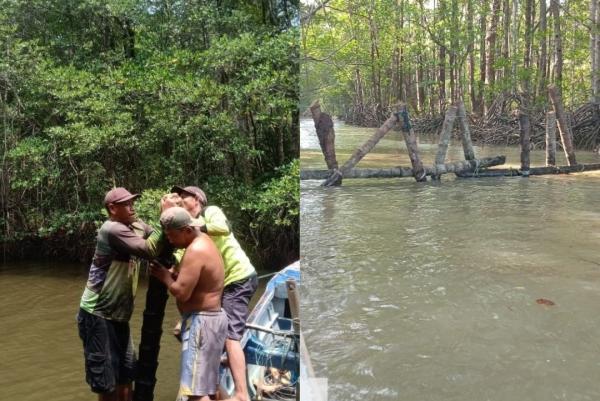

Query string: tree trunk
467 0 476 110
548 84 576 165
546 111 557 166
478 10 487 116
511 0 520 89
537 0 548 99
416 55 426 113
592 0 600 101
522 0 533 98
501 0 511 83
485 0 501 114
551 0 563 96
439 45 447 114
302 156 506 180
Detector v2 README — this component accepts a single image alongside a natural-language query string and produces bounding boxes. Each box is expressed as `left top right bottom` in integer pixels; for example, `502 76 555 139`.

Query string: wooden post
545 111 557 166
286 279 300 334
548 85 577 165
518 110 531 175
398 104 427 182
433 104 458 179
133 276 169 401
322 112 400 186
309 100 339 177
457 100 476 160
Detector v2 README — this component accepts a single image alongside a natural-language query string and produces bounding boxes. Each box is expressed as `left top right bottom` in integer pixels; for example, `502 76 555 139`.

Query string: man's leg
224 338 249 401
98 391 118 401
116 383 132 401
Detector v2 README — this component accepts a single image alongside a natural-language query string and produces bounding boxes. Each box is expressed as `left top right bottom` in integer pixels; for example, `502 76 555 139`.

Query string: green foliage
0 0 299 269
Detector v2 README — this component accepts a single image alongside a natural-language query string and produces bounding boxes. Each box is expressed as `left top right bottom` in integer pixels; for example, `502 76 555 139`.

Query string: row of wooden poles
304 84 600 187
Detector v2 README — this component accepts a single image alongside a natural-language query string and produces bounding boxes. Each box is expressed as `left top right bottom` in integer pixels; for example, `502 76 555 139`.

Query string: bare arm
151 244 203 302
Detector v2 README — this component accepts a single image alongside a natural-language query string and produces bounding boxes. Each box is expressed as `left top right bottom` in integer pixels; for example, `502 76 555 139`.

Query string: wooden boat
219 261 300 400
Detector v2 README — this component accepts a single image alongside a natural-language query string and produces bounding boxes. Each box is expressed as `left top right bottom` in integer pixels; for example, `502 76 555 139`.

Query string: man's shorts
178 310 228 398
222 274 258 340
76 309 136 394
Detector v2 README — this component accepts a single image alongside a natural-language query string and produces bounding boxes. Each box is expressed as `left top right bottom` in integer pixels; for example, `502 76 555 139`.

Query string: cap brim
170 185 186 195
113 193 141 204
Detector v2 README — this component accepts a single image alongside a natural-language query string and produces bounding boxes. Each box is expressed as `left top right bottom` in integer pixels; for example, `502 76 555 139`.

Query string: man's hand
160 193 183 212
149 262 175 285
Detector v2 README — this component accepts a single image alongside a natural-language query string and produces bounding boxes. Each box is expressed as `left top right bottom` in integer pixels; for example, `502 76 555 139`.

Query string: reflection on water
301 119 600 400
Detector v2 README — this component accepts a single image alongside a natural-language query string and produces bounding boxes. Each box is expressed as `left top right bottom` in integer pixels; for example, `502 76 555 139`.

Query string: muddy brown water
301 118 600 401
0 261 268 401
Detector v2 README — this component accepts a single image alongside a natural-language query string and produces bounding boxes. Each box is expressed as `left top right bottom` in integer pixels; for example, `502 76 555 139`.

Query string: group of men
77 185 257 401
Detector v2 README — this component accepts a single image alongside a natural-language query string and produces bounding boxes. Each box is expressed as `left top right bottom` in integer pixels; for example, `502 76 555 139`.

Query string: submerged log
457 163 600 177
545 111 557 166
302 156 506 180
309 100 339 174
548 85 577 165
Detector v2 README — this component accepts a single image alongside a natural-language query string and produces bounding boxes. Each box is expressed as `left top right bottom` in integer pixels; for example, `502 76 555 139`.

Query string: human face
180 192 201 216
109 200 136 225
164 227 189 248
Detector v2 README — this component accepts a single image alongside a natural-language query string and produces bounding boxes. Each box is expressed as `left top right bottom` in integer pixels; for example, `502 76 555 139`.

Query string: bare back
176 233 224 314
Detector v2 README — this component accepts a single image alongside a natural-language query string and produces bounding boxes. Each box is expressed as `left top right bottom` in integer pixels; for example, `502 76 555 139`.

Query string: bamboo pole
548 85 577 165
518 110 531 176
433 104 458 179
457 100 476 160
545 111 557 166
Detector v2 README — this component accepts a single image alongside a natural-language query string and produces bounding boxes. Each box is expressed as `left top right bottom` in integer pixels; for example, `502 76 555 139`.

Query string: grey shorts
222 275 258 340
177 310 228 398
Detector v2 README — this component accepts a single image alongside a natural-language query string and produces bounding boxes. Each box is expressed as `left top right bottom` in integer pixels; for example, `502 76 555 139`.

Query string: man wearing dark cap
77 187 167 401
171 185 257 401
150 207 228 401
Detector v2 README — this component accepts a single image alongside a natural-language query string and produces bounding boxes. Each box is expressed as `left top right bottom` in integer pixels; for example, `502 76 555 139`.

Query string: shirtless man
150 207 228 401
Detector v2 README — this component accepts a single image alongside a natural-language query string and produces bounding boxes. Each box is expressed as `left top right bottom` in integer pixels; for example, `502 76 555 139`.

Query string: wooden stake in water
457 100 476 161
548 85 577 165
545 111 557 166
518 110 531 176
433 104 458 180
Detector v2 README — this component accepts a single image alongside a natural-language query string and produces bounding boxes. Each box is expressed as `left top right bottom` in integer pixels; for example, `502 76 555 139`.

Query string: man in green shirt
172 185 257 401
77 187 165 401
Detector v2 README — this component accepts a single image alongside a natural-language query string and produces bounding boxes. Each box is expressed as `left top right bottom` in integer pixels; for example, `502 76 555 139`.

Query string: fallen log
456 163 600 178
301 156 506 180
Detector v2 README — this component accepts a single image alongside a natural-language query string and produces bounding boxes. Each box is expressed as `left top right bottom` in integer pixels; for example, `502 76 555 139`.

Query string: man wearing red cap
171 185 257 401
77 187 167 401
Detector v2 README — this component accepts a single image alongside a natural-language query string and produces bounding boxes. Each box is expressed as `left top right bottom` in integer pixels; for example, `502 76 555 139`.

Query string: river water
300 118 600 401
0 260 268 401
